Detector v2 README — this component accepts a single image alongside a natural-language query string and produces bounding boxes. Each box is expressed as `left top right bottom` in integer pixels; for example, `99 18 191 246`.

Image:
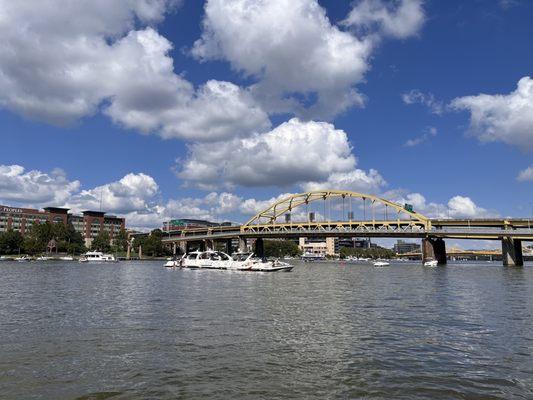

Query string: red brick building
0 205 125 247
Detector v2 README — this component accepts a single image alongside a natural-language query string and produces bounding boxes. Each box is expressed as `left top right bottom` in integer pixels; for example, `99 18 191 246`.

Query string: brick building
0 204 125 247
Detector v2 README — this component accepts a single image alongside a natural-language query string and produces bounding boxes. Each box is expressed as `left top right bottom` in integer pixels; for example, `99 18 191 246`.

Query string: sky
0 0 532 240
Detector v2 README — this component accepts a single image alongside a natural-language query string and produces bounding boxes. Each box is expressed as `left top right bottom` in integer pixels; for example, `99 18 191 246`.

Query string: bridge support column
502 237 523 267
138 244 142 260
238 236 247 252
179 241 187 254
422 238 447 265
172 242 177 256
225 239 233 255
205 239 214 251
255 238 265 258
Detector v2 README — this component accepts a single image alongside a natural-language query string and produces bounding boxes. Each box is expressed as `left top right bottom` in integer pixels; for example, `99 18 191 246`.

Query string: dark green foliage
339 246 395 259
92 230 111 252
0 229 24 255
113 228 128 253
20 221 86 255
132 229 169 257
263 240 302 258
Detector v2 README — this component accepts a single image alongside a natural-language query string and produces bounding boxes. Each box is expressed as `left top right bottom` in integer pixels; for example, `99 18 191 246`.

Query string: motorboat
178 251 235 269
373 261 390 267
170 251 293 272
79 251 117 263
60 256 74 261
36 256 52 261
424 260 438 267
164 257 181 268
15 255 31 262
301 252 326 262
232 252 293 272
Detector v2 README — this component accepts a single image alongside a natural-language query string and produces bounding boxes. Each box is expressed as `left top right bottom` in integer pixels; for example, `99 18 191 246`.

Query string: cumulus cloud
192 0 373 119
517 165 533 182
66 173 159 214
301 170 386 193
0 0 269 141
386 190 494 219
404 126 437 147
402 90 444 114
176 118 363 188
343 0 425 39
451 76 533 150
0 165 80 206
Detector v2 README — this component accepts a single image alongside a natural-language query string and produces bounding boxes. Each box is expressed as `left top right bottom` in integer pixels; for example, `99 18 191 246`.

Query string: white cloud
176 118 362 188
451 76 533 150
402 90 444 114
404 126 437 147
0 1 269 142
385 190 494 219
0 165 80 206
301 170 386 193
192 0 372 119
343 0 425 39
67 173 159 214
517 165 533 182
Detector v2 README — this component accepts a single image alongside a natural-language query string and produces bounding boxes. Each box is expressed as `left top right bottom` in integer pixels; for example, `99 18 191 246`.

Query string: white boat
15 255 31 262
373 261 390 267
424 260 438 267
233 252 293 272
301 252 326 262
36 256 52 261
60 256 74 261
164 258 181 268
79 251 117 263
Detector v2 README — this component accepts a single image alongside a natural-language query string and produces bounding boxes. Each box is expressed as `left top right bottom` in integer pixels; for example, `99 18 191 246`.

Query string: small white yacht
232 252 293 272
15 255 31 262
373 261 390 267
79 251 117 263
424 260 438 267
60 256 74 261
36 256 52 261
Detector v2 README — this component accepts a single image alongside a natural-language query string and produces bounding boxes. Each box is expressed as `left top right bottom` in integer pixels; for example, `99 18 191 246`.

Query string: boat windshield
232 253 251 262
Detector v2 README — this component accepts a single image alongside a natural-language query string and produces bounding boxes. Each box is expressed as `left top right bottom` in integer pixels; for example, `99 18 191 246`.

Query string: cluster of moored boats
164 251 294 272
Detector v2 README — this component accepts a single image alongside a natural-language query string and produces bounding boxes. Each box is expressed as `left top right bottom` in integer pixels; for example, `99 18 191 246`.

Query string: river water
1 260 532 399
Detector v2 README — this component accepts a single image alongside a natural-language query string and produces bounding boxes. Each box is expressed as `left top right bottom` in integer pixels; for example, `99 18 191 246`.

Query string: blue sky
0 0 532 231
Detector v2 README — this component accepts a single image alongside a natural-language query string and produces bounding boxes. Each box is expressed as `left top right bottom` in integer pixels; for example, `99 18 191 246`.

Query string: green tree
0 229 24 255
113 228 128 253
264 240 302 258
92 230 111 252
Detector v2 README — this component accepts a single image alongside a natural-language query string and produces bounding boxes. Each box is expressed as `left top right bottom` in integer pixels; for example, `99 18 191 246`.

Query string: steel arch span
242 190 431 233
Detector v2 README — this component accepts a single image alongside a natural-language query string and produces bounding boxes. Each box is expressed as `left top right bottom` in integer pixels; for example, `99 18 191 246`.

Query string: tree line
0 221 130 255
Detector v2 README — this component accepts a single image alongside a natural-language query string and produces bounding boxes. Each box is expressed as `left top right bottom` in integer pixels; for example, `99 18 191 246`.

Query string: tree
339 246 395 259
0 229 24 255
92 230 111 252
113 228 128 253
264 240 302 258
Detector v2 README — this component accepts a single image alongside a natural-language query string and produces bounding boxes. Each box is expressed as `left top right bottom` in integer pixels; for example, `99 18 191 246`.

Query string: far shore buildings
0 204 125 247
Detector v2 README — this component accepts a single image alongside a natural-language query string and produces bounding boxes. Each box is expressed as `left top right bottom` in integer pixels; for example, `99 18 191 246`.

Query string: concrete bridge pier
179 241 187 254
238 236 247 252
502 237 523 267
255 238 265 258
225 239 233 255
204 239 214 251
422 238 447 265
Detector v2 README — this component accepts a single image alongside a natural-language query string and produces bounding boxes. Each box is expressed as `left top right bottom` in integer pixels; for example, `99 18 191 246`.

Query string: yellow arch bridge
161 190 533 267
